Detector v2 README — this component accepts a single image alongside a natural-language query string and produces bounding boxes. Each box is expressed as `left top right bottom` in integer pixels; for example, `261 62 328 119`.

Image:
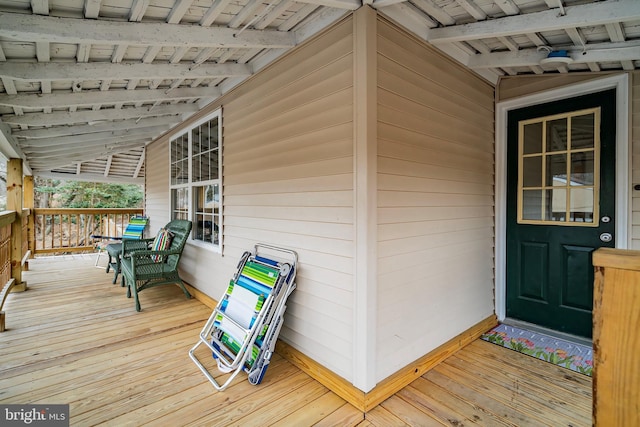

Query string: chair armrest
130 248 182 260
122 238 154 255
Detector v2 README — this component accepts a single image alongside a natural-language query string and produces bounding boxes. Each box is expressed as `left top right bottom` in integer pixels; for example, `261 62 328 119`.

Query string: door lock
600 232 613 243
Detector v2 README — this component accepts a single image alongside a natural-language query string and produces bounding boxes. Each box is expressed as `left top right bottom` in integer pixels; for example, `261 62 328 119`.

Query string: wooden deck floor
0 255 592 426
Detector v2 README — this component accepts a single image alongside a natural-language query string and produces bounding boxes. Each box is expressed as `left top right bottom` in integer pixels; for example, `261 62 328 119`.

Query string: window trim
169 108 222 252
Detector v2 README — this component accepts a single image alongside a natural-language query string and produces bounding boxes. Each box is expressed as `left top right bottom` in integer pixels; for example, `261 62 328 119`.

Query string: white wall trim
495 73 630 321
352 6 378 392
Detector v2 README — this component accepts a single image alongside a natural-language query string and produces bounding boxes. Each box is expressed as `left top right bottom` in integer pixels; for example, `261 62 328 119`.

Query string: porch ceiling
0 0 638 183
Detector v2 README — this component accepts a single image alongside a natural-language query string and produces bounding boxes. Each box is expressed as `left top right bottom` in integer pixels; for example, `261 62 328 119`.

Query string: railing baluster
31 208 143 255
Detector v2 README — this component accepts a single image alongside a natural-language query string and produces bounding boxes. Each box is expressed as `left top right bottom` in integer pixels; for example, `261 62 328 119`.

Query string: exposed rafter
426 0 640 44
0 62 251 82
2 104 199 127
0 13 296 49
0 87 222 109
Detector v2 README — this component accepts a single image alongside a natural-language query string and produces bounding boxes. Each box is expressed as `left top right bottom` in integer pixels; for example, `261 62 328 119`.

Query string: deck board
0 255 592 426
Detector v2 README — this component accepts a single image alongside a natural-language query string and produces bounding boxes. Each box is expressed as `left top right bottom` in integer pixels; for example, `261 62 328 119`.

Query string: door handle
600 233 613 243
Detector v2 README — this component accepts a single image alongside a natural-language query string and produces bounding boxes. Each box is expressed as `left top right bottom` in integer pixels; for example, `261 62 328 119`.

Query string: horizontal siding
144 140 170 234
375 18 496 381
632 72 640 249
222 17 355 380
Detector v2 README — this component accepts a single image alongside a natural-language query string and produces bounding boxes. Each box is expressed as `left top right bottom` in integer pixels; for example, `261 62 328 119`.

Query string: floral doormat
481 324 593 376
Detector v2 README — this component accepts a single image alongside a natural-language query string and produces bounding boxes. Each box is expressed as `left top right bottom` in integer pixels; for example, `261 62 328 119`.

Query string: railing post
7 158 26 292
24 176 35 267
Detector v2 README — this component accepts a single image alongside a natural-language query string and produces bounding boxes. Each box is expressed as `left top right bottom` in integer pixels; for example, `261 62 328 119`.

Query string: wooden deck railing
1 208 143 331
32 208 143 255
0 210 19 331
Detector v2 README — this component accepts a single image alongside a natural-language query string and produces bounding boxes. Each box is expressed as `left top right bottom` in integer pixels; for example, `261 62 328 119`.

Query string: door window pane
518 109 599 226
523 122 543 155
546 118 567 152
571 114 595 149
522 190 543 221
522 157 542 187
546 154 567 186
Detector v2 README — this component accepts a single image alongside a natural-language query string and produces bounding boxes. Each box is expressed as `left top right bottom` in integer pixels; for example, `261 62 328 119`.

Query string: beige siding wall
375 19 496 380
144 141 171 233
145 17 356 380
223 17 355 378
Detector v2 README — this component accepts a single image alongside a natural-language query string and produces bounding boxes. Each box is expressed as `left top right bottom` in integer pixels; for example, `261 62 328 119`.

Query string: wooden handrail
0 212 15 331
32 208 144 255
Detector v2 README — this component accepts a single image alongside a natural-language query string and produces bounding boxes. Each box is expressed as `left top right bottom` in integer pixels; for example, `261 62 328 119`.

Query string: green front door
506 89 616 338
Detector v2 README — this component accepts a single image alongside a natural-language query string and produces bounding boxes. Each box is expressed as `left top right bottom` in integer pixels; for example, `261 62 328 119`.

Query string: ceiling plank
0 13 295 49
0 62 251 82
3 103 199 126
426 0 640 44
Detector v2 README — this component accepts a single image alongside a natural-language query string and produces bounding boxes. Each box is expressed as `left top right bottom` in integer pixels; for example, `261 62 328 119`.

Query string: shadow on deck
0 255 591 426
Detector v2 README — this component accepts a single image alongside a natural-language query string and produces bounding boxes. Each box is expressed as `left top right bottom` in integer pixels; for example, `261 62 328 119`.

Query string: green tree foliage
35 179 143 208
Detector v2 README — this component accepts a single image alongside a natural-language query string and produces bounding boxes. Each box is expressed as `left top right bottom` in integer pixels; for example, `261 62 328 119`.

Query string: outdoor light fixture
539 49 573 65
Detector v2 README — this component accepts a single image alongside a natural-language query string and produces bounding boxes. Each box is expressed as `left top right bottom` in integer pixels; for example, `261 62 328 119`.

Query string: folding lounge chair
189 244 297 391
93 215 148 283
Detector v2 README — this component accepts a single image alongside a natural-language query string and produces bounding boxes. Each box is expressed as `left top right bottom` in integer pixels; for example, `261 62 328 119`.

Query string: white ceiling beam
0 62 251 82
0 120 28 163
27 140 149 160
291 0 359 10
20 127 168 147
22 136 152 155
426 0 640 44
378 2 437 40
255 0 293 29
30 0 49 15
199 0 233 26
371 0 407 8
129 0 149 21
84 0 102 18
495 0 519 15
606 22 626 42
167 0 194 24
104 155 112 177
229 0 263 29
36 170 144 184
3 103 199 126
36 42 50 62
467 44 640 69
13 116 178 139
133 150 145 179
279 3 318 32
0 13 295 49
411 0 455 26
455 0 486 20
